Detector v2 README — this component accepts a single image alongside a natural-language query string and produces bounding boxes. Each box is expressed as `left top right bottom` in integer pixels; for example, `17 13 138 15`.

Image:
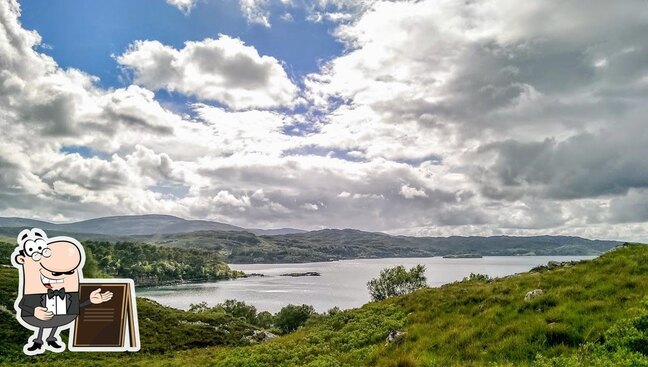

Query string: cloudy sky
1 0 648 241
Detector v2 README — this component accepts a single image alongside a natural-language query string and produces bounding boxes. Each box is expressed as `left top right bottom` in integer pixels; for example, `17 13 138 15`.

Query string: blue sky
20 0 344 89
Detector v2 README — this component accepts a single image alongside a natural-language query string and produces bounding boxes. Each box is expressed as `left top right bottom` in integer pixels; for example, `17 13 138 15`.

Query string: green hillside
0 225 621 264
1 244 647 366
141 230 620 263
0 240 243 287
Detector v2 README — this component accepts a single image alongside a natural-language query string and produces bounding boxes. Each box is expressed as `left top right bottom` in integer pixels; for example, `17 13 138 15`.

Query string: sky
1 0 648 241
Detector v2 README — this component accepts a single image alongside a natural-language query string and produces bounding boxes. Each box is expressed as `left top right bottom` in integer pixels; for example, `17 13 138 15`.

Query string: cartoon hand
90 288 113 304
34 307 53 321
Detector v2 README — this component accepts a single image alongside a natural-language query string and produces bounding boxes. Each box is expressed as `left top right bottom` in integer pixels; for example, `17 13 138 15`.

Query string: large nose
40 241 82 272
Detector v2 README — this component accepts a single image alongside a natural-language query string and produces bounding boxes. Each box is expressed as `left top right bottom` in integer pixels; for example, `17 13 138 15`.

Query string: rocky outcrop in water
279 272 321 277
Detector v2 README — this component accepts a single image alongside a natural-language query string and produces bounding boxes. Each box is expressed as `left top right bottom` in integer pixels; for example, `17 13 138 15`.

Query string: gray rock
385 330 406 345
524 289 544 302
246 329 277 343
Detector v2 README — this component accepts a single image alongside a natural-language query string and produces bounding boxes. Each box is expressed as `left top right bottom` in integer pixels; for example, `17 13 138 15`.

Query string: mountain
0 216 622 262
120 228 620 263
246 228 307 236
0 215 246 236
0 215 307 236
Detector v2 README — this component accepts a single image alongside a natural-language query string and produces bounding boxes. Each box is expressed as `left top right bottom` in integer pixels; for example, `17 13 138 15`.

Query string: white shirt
45 293 67 315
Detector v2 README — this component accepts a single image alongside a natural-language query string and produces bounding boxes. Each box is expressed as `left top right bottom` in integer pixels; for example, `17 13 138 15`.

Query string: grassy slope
0 247 261 365
1 243 644 366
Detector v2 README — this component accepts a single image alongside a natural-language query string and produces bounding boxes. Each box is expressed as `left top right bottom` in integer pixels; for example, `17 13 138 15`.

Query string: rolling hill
0 215 305 236
0 216 622 263
124 229 621 263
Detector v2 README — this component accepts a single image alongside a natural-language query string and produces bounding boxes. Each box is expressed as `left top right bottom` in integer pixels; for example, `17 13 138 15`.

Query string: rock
243 273 265 278
525 289 544 302
385 330 406 345
279 272 321 277
246 329 278 343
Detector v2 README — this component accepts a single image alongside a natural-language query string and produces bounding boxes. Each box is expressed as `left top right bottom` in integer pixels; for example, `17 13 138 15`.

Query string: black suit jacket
18 292 91 317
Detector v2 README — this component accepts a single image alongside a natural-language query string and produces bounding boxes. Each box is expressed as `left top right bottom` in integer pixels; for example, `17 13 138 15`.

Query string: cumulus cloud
166 0 196 14
400 185 427 199
240 0 271 27
3 0 648 241
117 36 298 110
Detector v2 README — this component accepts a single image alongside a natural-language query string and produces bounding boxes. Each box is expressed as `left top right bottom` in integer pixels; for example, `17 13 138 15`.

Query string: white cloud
3 0 648 241
400 184 427 199
240 0 271 27
280 12 294 22
166 0 196 15
117 36 298 110
301 203 319 211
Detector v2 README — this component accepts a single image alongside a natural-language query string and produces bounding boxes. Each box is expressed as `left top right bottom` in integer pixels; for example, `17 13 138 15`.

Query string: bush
275 304 315 334
367 264 427 301
463 273 491 282
256 311 275 329
219 299 258 324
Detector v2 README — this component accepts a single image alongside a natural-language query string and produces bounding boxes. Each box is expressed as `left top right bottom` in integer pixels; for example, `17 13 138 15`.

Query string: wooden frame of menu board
69 279 140 352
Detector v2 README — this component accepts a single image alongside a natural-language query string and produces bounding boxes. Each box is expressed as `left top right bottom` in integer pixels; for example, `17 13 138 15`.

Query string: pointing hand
90 288 114 304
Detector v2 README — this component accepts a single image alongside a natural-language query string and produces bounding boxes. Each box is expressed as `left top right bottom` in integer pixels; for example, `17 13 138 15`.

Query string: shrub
367 264 427 301
463 273 491 282
275 304 315 334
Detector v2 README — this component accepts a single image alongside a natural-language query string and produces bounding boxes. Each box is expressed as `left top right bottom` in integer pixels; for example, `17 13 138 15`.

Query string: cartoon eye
23 240 36 256
42 248 52 258
34 239 46 251
32 252 42 261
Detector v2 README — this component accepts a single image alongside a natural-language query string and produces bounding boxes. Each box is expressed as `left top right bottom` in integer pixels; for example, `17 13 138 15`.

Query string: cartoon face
14 230 84 295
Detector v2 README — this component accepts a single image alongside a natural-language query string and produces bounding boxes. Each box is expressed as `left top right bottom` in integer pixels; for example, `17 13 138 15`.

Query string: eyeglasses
30 248 52 261
23 239 51 261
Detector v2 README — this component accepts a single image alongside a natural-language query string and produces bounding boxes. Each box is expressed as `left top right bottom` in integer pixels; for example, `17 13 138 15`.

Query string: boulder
525 289 544 302
246 330 278 343
385 330 406 345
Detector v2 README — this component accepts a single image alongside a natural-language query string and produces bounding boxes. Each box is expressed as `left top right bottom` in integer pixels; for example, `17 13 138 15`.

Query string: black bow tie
47 288 66 300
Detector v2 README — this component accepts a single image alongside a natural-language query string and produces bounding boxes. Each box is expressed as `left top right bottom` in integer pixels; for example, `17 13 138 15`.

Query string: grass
1 244 647 366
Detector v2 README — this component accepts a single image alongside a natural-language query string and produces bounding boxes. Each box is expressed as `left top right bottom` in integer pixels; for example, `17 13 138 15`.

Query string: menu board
70 280 139 352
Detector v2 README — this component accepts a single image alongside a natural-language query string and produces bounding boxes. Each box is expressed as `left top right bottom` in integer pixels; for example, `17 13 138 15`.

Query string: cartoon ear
15 255 25 265
16 229 31 246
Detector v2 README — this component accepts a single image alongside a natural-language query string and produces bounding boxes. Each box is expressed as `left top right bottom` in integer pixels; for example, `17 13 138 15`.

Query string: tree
82 245 101 278
275 304 315 334
255 311 274 329
188 302 209 313
367 264 427 301
219 299 258 324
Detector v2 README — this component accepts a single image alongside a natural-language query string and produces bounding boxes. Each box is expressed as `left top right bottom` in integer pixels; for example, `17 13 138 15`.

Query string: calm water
138 256 594 313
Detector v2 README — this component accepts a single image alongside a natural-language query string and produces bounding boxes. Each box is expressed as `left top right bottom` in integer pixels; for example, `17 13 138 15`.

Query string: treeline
84 241 243 286
0 240 241 286
132 229 621 263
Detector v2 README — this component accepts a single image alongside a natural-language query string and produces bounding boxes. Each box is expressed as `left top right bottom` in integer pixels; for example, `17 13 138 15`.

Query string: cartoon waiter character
11 228 114 355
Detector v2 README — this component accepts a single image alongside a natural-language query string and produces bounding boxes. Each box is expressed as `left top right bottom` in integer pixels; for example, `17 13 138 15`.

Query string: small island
442 254 483 259
279 271 321 277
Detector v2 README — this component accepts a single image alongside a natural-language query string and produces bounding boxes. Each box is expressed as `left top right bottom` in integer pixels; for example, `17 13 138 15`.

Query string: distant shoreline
226 253 599 265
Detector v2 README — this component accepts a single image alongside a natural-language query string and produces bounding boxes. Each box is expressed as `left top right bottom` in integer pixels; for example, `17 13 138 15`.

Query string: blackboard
70 280 140 352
